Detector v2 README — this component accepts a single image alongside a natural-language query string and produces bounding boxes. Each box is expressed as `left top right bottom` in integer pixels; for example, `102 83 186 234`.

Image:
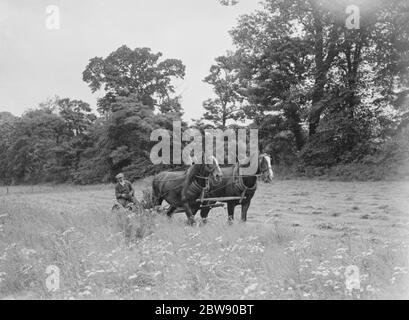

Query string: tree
77 46 187 182
57 98 97 136
5 109 66 183
72 92 184 183
0 97 98 184
200 55 245 129
0 112 17 184
225 0 409 166
83 45 186 114
230 0 408 137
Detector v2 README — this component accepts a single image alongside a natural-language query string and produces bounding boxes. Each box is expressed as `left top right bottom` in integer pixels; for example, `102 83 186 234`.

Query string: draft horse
199 153 274 223
152 155 223 225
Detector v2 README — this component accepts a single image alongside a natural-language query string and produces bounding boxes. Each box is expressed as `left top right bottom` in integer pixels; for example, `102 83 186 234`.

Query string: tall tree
0 97 98 184
226 0 408 166
82 45 186 114
57 98 97 136
230 0 408 137
201 55 244 129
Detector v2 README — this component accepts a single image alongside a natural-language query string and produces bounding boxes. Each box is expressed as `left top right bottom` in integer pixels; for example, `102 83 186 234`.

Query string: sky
0 0 262 122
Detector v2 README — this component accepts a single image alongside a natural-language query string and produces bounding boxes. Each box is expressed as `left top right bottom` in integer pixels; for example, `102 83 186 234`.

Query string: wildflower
62 227 75 236
366 285 375 293
79 290 91 296
360 273 369 281
86 271 96 277
324 280 334 287
189 232 200 240
362 249 374 257
244 283 258 294
393 267 408 274
20 248 37 256
333 270 341 277
103 289 115 295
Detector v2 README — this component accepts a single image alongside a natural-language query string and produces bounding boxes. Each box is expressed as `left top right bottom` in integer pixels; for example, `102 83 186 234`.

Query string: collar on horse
183 164 212 195
231 154 272 203
231 163 257 203
232 154 272 192
189 177 210 194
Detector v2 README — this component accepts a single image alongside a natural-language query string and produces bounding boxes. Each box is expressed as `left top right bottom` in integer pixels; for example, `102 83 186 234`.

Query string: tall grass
0 195 408 299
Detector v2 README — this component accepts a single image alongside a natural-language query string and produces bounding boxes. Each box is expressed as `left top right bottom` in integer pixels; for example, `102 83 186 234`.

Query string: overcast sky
0 0 262 121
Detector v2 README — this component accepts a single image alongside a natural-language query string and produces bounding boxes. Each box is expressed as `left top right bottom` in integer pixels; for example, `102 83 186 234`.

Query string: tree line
1 0 408 185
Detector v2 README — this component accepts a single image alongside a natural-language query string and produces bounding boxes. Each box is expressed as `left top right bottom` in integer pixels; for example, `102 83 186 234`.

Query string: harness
232 164 257 204
155 155 272 206
230 154 273 203
189 176 210 203
157 166 212 203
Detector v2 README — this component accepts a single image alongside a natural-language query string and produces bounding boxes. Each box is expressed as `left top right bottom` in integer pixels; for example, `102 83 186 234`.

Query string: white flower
244 283 258 294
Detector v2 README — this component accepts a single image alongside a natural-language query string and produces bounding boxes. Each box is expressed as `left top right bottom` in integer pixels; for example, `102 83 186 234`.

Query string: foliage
199 55 245 129
0 104 95 184
0 46 186 185
210 0 409 169
1 5 409 184
82 45 185 114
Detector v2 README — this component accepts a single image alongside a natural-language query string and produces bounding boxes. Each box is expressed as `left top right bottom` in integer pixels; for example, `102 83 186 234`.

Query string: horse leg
155 197 163 207
191 204 201 216
240 200 251 222
166 206 176 218
152 181 165 207
227 202 235 224
200 206 211 224
182 202 196 226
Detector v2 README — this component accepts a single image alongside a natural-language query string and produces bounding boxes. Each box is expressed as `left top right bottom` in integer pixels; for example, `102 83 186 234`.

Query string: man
115 173 138 208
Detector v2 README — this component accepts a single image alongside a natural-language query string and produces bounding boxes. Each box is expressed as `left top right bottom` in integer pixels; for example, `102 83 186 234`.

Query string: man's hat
115 173 125 180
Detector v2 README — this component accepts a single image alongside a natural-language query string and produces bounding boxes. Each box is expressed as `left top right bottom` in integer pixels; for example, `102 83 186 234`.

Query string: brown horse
198 154 273 223
152 155 223 225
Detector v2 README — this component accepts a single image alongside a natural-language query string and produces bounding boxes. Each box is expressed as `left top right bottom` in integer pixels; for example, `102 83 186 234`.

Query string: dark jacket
115 180 134 200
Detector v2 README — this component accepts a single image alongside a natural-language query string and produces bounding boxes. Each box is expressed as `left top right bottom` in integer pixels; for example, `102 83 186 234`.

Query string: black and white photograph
0 0 408 303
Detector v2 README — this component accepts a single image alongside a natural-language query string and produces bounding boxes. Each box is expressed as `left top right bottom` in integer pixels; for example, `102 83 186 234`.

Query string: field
1 179 409 299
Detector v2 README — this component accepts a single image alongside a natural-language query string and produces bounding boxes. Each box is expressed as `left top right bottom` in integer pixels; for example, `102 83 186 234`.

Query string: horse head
187 154 223 184
259 153 274 183
203 155 223 183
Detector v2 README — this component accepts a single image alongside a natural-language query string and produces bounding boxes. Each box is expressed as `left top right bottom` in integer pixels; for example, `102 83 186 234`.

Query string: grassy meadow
0 179 409 299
